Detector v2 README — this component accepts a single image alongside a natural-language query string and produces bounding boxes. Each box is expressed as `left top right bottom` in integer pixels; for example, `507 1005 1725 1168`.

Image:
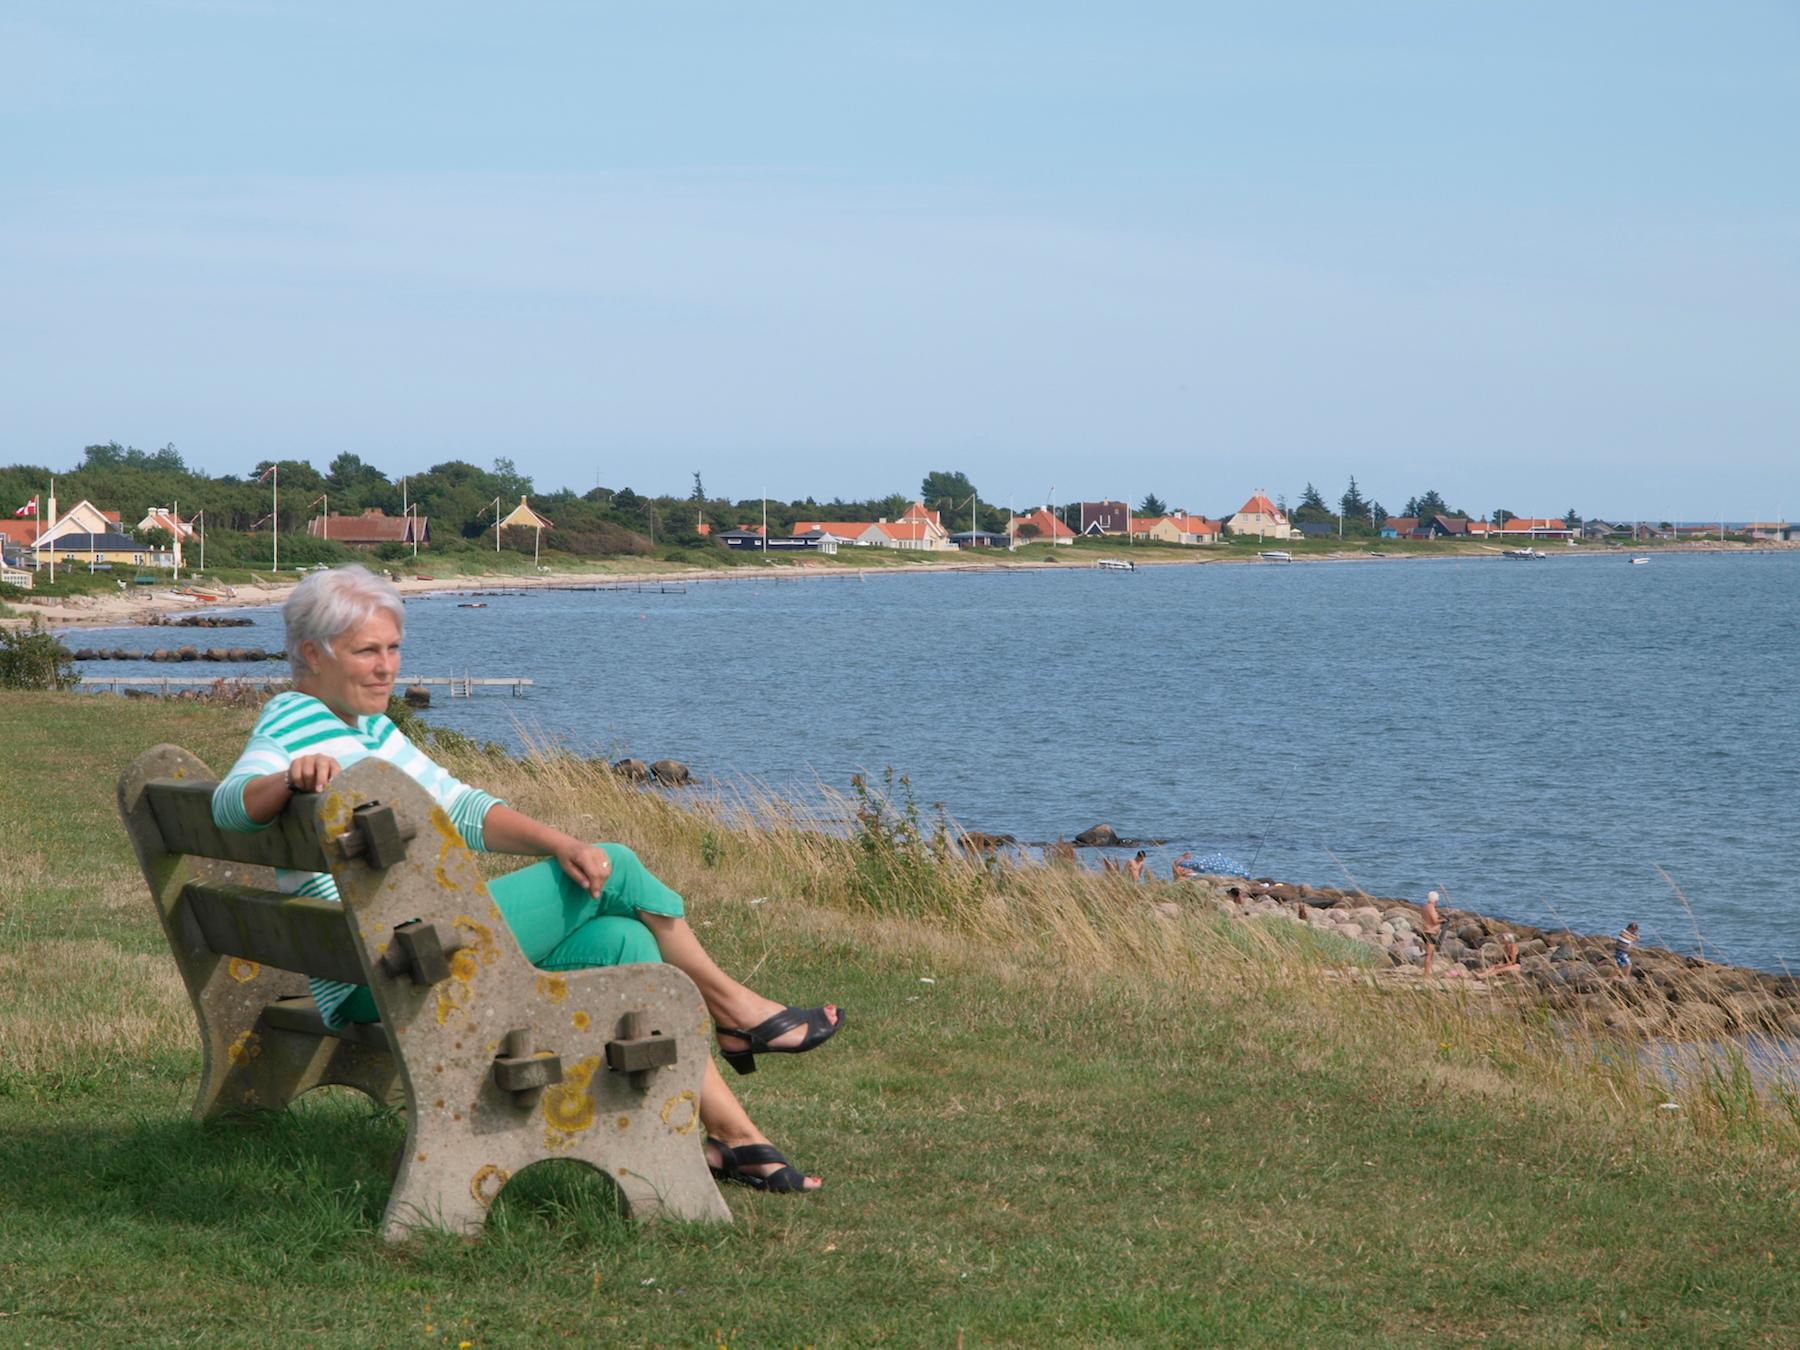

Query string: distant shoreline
18 537 1793 632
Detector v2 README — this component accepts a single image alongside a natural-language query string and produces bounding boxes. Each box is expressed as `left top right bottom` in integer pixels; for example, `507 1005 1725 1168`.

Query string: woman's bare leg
637 911 838 1051
699 1059 821 1189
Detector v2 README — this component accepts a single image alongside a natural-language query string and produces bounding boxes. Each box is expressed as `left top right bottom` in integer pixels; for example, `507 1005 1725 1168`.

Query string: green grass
3 693 1800 1346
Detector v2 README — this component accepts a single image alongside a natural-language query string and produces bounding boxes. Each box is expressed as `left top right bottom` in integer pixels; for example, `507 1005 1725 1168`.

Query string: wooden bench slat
146 780 332 872
262 996 394 1051
182 881 369 985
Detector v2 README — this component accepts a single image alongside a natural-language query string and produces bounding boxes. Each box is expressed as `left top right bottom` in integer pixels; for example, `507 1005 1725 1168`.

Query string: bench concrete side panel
308 759 730 1236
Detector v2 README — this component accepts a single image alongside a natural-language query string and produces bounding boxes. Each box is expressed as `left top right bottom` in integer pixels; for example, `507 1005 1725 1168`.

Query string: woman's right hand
286 754 343 794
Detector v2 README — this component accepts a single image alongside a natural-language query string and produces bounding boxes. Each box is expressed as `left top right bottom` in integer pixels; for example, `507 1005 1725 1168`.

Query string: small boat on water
1095 558 1135 572
1258 550 1294 562
1631 556 1651 565
1502 548 1547 561
457 602 488 608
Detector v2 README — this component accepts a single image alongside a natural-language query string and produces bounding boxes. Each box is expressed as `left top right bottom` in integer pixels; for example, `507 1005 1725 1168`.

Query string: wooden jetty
79 674 534 698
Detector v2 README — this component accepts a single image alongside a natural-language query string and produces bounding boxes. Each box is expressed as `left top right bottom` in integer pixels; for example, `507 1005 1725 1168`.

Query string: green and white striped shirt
211 690 503 1028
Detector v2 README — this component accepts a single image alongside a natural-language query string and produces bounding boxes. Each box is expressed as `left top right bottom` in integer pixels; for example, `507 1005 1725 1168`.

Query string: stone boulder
403 685 432 707
612 758 651 783
650 759 692 786
1072 824 1120 848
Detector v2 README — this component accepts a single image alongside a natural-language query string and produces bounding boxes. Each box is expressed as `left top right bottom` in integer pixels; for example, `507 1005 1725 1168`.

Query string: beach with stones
1168 875 1800 1042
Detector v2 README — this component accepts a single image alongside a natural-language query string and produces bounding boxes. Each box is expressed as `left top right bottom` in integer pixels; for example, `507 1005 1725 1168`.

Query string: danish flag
13 496 37 517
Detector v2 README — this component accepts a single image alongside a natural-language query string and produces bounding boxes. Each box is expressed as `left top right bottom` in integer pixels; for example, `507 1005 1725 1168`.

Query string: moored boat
1258 550 1294 562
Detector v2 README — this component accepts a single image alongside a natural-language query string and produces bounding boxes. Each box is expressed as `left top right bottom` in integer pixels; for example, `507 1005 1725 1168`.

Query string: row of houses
0 500 190 581
715 493 1293 553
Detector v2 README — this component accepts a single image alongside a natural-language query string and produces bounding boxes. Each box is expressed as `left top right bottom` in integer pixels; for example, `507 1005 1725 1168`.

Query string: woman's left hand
555 841 613 898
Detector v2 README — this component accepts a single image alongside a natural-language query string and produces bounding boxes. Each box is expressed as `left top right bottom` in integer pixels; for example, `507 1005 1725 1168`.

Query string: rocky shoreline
1182 875 1800 1042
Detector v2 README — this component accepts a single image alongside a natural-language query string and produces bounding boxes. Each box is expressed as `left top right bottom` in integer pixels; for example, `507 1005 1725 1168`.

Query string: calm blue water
77 552 1800 968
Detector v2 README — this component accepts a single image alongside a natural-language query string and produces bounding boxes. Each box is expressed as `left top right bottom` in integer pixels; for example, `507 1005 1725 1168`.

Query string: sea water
78 550 1800 968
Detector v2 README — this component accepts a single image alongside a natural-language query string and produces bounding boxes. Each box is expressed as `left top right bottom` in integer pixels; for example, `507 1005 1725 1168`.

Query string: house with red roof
306 507 430 547
136 507 196 540
1007 507 1075 545
1500 516 1575 540
792 501 951 551
1130 513 1220 545
1225 491 1294 540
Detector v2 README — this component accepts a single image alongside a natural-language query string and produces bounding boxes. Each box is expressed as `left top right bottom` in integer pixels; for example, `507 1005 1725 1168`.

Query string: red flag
13 496 37 517
254 463 277 484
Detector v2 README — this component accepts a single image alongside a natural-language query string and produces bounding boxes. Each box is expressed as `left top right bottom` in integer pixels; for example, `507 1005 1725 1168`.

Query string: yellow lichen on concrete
572 1010 591 1030
469 1163 510 1207
228 958 260 983
542 1055 600 1148
535 973 569 1003
433 977 472 1026
227 1029 262 1066
660 1089 699 1135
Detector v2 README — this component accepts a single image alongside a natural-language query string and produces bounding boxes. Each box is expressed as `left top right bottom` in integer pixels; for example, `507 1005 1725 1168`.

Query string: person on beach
1171 851 1198 880
210 565 841 1193
1485 932 1522 978
1614 922 1639 979
1126 850 1148 882
1419 890 1445 977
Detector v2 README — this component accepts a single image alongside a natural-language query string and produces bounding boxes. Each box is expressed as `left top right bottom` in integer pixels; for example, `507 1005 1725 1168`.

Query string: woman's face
302 609 402 720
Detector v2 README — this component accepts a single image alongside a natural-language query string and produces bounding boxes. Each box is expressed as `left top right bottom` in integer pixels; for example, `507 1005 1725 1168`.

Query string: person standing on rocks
1419 890 1446 977
1614 922 1639 980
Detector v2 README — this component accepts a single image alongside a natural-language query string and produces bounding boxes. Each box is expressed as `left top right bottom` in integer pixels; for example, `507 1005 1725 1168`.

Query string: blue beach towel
1184 852 1251 879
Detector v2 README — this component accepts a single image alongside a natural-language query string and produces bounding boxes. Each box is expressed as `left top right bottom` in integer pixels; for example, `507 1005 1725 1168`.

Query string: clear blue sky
4 2 1796 518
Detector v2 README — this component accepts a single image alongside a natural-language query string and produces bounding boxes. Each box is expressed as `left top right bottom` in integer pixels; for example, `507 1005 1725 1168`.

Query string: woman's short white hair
283 564 405 676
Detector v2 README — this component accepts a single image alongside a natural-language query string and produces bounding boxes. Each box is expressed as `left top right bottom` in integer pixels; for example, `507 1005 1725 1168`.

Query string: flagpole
48 477 56 583
272 464 279 572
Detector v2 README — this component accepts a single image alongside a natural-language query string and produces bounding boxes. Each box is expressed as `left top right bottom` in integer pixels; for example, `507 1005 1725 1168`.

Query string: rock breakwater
1179 875 1800 1042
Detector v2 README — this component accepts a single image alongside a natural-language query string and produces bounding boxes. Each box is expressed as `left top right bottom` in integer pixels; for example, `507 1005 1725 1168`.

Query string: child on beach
1614 922 1639 979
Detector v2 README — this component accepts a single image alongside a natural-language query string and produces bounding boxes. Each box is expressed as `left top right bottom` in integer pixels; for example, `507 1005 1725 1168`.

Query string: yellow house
1129 515 1184 544
1225 491 1294 540
31 530 170 570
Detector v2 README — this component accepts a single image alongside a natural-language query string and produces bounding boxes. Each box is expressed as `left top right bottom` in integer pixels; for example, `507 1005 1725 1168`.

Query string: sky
3 1 1796 518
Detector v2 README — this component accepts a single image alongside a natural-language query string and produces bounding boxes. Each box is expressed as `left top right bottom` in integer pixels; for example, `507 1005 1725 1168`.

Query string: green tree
1339 476 1369 521
326 452 390 494
1492 508 1516 527
1292 482 1332 524
920 470 977 519
1406 489 1452 521
1138 492 1167 516
1565 506 1581 528
1370 501 1388 527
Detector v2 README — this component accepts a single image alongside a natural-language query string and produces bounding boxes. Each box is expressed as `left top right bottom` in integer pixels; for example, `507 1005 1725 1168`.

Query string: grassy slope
2 694 1798 1347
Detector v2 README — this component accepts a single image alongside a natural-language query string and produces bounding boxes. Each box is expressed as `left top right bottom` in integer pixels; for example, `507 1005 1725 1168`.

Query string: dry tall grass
463 735 1800 1164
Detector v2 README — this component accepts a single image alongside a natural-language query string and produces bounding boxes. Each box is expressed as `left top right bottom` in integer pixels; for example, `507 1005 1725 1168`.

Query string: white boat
1502 548 1546 560
1095 558 1135 572
1630 556 1650 565
1258 550 1294 562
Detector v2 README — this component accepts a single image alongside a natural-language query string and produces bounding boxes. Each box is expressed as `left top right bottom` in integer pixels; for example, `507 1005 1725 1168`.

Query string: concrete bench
117 743 731 1241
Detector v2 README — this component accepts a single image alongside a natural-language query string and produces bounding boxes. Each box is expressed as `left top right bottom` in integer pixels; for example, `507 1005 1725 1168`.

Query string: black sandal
706 1137 815 1193
715 1005 844 1075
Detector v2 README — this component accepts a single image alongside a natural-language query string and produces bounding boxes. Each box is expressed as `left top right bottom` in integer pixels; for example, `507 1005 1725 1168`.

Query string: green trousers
342 843 682 1023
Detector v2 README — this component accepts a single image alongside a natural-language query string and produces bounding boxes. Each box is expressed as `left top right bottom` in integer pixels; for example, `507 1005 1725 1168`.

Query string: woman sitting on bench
211 564 841 1193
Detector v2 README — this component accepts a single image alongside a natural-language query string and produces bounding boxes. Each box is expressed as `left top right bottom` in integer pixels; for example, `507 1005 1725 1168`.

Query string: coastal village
6 486 1794 584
